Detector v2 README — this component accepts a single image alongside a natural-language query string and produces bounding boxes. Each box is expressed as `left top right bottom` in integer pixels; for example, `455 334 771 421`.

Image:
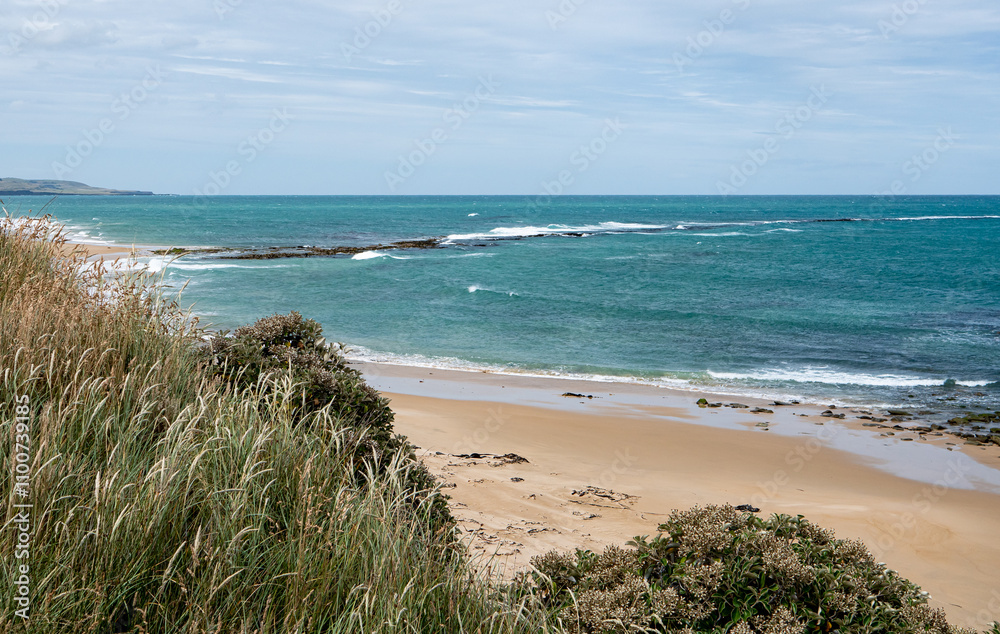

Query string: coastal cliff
0 177 153 196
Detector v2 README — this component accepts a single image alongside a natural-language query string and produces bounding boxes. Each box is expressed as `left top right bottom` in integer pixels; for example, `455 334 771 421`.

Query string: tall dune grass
0 212 556 632
4 210 996 634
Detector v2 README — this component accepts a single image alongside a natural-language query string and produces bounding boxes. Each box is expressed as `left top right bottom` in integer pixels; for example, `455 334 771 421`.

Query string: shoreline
356 361 1000 629
53 234 1000 628
59 241 139 261
355 361 1000 482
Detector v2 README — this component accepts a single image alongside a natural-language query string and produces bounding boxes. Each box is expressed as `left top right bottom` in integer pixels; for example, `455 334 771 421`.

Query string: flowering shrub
531 505 977 634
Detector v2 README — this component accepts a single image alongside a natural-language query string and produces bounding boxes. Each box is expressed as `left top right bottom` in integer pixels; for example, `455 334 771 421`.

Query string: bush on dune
0 213 551 633
200 310 452 533
2 212 995 634
530 504 988 634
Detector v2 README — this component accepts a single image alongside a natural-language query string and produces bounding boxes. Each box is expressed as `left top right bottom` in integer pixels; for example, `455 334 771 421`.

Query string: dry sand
356 363 1000 630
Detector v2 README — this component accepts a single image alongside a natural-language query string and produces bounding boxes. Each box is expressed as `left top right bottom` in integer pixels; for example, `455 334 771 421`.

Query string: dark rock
728 403 749 409
751 408 774 414
697 398 709 405
563 392 594 399
510 477 524 482
454 452 529 464
887 410 912 416
500 453 529 464
735 504 760 513
772 401 791 406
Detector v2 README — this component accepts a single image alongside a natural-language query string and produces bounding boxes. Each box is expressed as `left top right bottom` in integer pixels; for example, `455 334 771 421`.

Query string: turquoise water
10 195 1000 415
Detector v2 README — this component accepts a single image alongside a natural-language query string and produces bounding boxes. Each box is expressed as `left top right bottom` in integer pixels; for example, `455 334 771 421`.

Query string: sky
1 0 998 195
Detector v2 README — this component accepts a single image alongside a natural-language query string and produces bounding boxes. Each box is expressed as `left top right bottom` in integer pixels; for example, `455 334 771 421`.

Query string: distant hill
0 178 153 196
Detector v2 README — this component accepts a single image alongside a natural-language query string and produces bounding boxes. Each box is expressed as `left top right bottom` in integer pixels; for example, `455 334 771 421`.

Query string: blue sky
1 0 998 195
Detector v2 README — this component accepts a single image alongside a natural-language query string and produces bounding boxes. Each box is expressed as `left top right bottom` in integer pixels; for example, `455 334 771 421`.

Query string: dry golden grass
0 209 556 633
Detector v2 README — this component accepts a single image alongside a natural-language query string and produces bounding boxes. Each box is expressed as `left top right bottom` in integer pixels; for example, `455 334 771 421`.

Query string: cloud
0 0 996 194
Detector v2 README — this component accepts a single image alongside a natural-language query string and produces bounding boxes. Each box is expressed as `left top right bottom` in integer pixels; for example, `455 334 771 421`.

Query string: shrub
201 311 453 532
531 504 977 634
0 214 553 633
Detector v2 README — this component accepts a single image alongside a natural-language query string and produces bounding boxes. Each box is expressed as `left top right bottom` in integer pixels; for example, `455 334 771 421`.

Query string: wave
338 346 999 412
352 251 389 260
684 231 749 237
345 346 698 390
64 230 117 245
674 215 1000 232
468 285 518 297
341 347 845 407
445 221 670 242
443 215 1000 245
708 367 995 388
148 258 292 272
893 215 1000 221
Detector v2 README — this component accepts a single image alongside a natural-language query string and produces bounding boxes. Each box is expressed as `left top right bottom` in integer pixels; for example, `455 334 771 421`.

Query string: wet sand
356 362 1000 630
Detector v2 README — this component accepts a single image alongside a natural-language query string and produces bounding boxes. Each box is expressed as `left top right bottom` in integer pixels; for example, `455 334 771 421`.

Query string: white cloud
0 0 996 193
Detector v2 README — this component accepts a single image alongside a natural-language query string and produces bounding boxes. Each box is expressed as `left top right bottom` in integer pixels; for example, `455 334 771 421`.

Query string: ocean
10 194 1000 419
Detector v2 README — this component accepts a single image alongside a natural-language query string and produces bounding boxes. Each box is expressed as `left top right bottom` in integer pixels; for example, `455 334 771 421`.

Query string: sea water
9 194 1000 417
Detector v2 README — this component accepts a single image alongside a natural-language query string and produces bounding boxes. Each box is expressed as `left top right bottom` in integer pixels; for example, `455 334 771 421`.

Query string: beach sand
356 362 1000 630
58 241 138 261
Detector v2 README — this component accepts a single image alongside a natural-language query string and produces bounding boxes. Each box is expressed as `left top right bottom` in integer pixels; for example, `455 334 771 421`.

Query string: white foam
446 221 669 241
708 367 993 388
468 285 517 297
352 251 388 260
892 215 1000 221
467 213 479 217
685 231 748 237
163 261 289 271
146 257 168 274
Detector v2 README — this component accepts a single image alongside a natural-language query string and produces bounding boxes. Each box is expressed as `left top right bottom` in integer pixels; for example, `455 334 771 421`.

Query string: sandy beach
356 362 1000 630
58 241 139 261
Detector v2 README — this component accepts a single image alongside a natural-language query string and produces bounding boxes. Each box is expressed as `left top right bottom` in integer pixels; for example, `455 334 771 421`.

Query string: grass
0 212 556 632
2 210 997 634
